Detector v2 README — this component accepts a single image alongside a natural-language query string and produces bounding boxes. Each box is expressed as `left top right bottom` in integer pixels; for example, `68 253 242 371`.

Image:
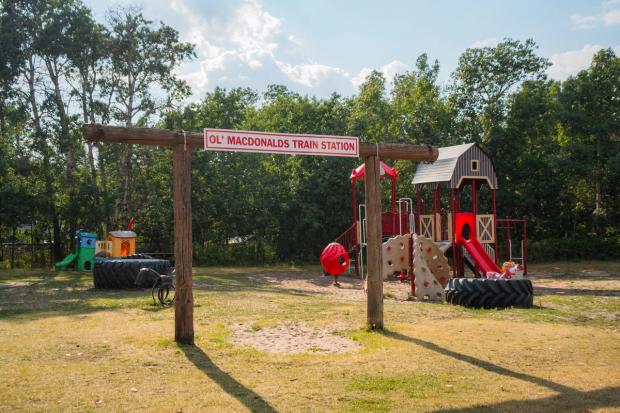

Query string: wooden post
364 155 383 330
173 143 194 344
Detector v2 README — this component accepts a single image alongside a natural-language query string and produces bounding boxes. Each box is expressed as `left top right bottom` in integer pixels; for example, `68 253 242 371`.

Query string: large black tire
121 253 154 260
445 278 533 309
93 259 171 289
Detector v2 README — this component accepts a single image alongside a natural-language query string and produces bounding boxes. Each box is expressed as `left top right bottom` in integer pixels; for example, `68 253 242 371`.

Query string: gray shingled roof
412 143 475 186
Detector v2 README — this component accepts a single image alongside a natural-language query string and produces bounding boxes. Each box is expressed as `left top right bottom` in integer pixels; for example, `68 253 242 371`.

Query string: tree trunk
27 56 62 261
593 141 603 235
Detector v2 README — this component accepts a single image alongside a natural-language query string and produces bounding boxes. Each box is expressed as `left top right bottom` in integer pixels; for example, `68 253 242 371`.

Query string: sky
83 0 620 101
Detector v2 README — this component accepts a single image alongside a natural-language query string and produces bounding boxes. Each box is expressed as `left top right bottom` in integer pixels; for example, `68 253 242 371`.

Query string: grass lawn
0 261 619 412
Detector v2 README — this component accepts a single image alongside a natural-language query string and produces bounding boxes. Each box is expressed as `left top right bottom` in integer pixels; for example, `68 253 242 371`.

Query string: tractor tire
121 253 154 260
444 278 533 309
93 259 171 289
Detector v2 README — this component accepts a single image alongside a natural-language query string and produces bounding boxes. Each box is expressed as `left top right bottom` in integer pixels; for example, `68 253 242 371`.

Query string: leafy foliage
0 0 618 266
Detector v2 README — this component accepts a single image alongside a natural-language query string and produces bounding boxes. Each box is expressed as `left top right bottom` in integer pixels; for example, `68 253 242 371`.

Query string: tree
65 4 110 182
559 49 620 235
391 54 452 146
495 79 568 238
107 8 195 225
348 71 394 142
450 38 549 143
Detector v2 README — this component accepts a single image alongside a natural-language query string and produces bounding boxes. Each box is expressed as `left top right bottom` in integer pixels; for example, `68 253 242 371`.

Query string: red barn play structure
331 143 527 280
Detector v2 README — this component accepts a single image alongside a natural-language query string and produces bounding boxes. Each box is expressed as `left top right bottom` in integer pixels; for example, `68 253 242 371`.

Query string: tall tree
391 54 452 146
66 4 109 183
107 8 194 225
348 71 393 142
559 49 620 235
7 0 66 258
450 38 549 143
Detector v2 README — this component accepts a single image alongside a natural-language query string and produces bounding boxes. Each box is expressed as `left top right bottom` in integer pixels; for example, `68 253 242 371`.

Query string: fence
0 243 55 269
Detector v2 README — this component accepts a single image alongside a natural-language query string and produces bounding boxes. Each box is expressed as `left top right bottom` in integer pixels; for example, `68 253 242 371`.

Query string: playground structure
55 231 96 271
55 230 137 270
53 225 173 302
336 161 414 277
327 143 529 304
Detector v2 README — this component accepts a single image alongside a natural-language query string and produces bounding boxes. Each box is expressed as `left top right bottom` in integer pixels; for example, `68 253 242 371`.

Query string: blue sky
84 0 620 101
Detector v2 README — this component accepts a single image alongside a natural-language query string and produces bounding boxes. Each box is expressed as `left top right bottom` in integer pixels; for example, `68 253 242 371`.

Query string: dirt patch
529 274 620 296
230 323 362 354
251 269 620 300
250 271 414 302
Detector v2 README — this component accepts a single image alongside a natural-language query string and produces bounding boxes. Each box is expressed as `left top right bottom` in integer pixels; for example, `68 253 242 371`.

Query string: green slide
55 253 77 270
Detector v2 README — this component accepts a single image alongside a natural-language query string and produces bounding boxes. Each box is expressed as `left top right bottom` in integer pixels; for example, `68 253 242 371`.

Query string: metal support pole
523 217 528 275
492 189 498 264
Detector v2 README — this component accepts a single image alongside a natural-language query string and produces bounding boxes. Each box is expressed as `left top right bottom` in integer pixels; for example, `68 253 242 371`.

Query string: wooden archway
84 124 438 343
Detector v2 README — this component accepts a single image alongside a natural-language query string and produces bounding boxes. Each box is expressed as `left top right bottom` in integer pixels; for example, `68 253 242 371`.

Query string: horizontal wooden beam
84 124 199 147
359 142 437 161
83 124 438 161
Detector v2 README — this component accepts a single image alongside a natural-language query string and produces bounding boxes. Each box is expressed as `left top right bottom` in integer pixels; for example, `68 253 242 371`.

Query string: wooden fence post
173 143 194 344
364 155 383 330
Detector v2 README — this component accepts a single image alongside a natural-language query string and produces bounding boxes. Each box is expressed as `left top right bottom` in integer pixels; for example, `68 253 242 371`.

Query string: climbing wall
381 234 411 280
413 234 451 301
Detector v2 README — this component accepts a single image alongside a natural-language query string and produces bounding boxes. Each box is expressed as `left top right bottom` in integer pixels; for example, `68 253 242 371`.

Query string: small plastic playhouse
105 230 137 258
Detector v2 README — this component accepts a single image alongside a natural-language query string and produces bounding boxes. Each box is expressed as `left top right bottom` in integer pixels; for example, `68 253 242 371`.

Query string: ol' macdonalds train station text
204 129 359 157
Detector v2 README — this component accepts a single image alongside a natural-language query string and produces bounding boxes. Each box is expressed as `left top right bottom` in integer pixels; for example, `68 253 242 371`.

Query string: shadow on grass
382 330 620 412
0 272 152 321
0 269 327 320
534 286 620 297
435 386 620 412
181 344 278 413
194 270 323 298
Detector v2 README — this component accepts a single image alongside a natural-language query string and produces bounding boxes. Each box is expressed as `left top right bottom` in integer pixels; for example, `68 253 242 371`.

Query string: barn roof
412 143 497 189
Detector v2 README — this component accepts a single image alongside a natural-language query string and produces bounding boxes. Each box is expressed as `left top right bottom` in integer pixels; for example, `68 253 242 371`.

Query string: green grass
0 262 618 412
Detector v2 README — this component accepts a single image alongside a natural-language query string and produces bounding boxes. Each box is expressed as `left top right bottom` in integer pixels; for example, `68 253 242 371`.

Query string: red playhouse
328 143 527 280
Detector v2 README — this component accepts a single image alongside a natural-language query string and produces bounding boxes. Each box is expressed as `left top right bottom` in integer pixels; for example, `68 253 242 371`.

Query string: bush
528 236 620 262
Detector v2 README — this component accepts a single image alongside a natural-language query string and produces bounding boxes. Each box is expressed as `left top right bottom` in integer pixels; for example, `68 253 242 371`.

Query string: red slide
457 236 502 275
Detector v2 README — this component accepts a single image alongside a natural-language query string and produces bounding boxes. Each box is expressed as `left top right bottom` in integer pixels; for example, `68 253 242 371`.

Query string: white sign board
204 128 359 157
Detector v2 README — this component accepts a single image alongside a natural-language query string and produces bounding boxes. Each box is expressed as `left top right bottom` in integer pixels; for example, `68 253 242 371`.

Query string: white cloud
571 2 620 28
288 34 303 47
228 0 281 68
170 0 284 99
570 13 599 28
547 44 603 80
380 60 411 81
602 8 620 25
469 37 500 48
275 61 347 88
351 60 411 89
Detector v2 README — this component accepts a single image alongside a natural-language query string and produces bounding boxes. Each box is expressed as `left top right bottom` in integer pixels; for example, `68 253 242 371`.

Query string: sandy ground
229 323 362 354
249 271 414 302
231 272 415 354
251 267 620 302
235 267 620 354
